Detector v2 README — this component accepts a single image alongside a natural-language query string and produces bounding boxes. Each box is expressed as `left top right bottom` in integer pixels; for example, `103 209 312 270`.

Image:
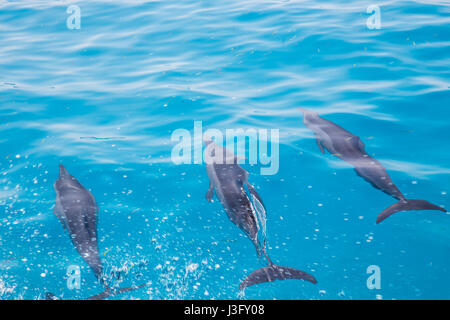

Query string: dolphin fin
239 264 317 291
53 207 68 231
87 282 150 300
206 182 214 202
246 182 267 241
349 135 366 152
246 183 266 212
314 135 325 154
376 199 447 224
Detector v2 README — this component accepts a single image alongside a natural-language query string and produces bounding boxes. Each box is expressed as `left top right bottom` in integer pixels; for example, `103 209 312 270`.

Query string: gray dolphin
299 108 446 223
49 164 148 300
204 141 317 290
54 164 103 278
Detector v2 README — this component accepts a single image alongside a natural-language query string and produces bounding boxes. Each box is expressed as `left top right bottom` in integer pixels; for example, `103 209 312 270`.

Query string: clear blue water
0 0 449 300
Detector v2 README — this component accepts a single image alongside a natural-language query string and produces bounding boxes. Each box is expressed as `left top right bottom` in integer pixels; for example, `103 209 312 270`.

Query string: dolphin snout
298 107 313 114
298 107 319 118
59 164 69 178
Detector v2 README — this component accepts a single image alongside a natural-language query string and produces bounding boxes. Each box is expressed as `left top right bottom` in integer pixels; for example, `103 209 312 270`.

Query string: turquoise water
1 0 449 300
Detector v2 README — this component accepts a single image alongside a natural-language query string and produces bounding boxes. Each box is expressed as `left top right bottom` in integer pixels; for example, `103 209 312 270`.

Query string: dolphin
204 141 317 290
54 164 103 278
299 108 446 223
49 164 148 300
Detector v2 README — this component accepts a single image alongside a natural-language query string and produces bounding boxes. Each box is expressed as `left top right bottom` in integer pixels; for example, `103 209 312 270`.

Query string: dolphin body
204 141 317 290
299 108 446 223
49 164 147 300
54 164 103 279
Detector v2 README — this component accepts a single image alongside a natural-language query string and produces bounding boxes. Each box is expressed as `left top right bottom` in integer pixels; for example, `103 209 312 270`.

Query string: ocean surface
0 0 449 300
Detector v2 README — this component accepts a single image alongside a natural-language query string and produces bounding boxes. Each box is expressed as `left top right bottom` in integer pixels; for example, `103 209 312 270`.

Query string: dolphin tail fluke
376 199 446 224
45 283 149 300
239 264 317 291
87 282 150 300
87 287 113 300
45 292 59 300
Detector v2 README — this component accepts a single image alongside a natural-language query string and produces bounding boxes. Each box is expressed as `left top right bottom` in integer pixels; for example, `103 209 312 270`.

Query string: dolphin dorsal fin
350 136 365 152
